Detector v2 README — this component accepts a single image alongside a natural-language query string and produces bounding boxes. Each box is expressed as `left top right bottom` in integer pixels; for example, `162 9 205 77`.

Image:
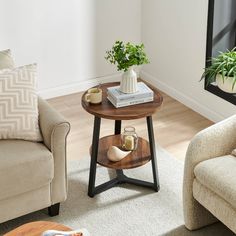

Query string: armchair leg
48 203 60 216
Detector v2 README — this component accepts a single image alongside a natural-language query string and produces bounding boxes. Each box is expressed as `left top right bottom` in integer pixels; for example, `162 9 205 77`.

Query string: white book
107 82 153 102
107 95 153 108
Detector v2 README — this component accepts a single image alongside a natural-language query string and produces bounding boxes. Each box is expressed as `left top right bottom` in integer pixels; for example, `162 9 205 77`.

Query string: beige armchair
0 97 70 223
183 115 236 233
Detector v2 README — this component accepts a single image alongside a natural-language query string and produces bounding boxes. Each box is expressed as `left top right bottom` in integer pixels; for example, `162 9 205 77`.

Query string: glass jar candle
121 126 138 151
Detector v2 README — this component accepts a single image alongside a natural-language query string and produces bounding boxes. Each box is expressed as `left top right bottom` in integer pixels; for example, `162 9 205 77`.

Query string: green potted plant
105 41 149 93
201 48 236 93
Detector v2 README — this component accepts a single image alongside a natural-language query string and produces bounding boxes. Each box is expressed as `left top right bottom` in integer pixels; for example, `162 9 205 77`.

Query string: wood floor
47 90 213 161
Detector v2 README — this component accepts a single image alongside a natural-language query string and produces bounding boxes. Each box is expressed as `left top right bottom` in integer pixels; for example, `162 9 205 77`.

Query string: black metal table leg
147 116 160 191
88 116 160 197
88 116 101 197
114 120 122 135
114 120 124 177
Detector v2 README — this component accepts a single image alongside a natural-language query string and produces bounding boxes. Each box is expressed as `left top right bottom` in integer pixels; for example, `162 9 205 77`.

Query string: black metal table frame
88 116 160 197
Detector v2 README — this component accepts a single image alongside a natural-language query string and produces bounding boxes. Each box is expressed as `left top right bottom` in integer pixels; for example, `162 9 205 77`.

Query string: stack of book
107 82 154 108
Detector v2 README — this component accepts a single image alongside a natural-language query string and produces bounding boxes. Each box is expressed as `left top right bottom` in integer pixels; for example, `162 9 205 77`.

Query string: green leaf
105 41 149 71
201 48 236 87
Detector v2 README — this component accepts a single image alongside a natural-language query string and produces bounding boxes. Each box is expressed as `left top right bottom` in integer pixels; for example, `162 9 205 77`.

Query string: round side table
82 82 163 197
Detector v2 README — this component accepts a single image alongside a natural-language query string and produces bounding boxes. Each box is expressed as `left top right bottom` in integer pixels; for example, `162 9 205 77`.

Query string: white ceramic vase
216 74 236 93
120 67 138 94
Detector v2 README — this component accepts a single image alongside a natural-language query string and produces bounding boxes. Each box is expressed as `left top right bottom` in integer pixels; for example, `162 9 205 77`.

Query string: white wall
1 0 235 121
141 0 236 122
0 0 141 96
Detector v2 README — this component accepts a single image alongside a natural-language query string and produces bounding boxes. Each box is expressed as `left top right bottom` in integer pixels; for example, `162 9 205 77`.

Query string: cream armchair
0 97 70 223
183 115 236 233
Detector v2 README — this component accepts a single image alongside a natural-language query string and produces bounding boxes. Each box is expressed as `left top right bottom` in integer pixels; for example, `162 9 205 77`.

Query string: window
205 0 236 105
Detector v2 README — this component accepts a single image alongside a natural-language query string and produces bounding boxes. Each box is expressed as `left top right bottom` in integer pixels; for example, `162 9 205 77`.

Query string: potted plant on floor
201 48 236 93
105 41 149 94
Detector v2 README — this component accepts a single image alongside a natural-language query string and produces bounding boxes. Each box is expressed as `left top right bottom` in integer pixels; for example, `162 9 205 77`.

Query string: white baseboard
38 73 122 99
141 70 224 122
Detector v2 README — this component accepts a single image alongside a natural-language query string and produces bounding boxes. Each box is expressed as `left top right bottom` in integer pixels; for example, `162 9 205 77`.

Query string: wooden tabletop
4 221 72 236
82 81 163 120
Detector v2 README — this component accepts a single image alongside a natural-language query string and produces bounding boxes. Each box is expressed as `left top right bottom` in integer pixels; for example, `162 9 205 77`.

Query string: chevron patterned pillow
0 64 43 141
0 49 14 70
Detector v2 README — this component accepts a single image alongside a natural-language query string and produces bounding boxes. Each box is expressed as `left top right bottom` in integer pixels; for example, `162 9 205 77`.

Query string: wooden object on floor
81 82 163 120
4 221 72 236
95 135 151 169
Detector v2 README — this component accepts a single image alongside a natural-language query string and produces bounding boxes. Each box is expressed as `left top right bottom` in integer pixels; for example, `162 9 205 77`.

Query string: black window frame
205 0 236 105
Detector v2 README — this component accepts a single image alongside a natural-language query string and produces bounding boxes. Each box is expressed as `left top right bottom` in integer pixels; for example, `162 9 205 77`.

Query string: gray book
107 82 153 102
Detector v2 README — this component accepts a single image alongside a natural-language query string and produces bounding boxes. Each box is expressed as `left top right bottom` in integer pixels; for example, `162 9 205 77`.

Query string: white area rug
0 146 234 235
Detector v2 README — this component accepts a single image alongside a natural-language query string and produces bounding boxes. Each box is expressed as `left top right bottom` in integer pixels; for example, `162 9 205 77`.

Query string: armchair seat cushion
0 140 54 201
194 155 236 209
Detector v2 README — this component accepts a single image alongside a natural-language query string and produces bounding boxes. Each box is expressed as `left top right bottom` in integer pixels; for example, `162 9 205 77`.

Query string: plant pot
216 74 236 93
120 67 138 94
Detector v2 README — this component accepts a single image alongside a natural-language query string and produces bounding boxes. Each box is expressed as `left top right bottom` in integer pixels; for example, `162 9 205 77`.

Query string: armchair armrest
38 97 70 204
185 115 236 168
38 97 70 151
183 115 236 230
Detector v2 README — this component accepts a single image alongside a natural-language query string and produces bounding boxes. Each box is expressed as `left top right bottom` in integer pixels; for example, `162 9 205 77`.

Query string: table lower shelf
90 135 151 170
